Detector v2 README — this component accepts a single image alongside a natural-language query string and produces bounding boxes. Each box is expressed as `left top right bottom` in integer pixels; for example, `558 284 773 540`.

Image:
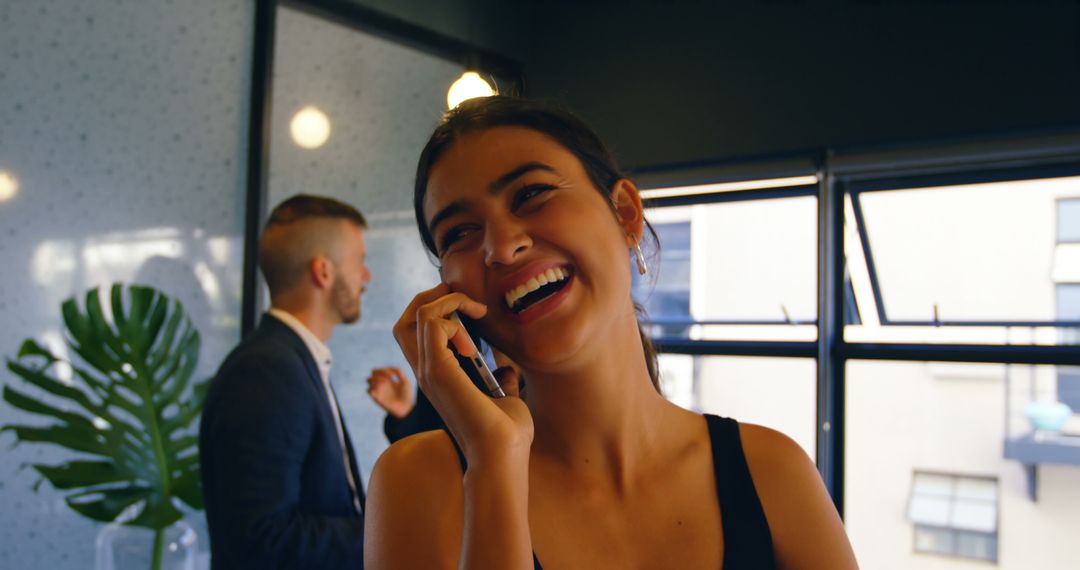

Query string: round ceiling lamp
289 106 331 149
0 170 18 202
447 71 495 110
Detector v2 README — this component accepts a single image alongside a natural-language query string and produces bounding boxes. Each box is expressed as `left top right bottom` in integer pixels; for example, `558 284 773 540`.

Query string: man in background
200 194 371 569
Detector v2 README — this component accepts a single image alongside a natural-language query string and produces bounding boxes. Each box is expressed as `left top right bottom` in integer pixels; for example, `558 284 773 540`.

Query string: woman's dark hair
412 95 662 393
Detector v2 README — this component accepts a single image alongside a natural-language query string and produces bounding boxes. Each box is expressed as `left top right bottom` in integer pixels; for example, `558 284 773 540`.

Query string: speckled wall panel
268 6 460 480
0 0 252 567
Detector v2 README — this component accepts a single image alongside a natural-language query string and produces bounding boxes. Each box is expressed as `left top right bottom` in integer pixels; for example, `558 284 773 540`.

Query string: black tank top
445 414 776 569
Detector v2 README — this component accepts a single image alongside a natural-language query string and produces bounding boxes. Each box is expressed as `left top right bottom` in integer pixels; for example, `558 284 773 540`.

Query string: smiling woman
363 96 860 570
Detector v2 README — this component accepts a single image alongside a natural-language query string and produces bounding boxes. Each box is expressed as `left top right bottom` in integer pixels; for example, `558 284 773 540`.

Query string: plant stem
151 527 165 570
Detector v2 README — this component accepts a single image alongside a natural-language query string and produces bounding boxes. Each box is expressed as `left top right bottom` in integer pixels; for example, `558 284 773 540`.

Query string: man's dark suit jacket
199 315 364 569
383 386 442 444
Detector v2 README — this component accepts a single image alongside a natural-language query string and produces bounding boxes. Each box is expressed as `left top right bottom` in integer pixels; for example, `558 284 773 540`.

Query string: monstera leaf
2 283 207 531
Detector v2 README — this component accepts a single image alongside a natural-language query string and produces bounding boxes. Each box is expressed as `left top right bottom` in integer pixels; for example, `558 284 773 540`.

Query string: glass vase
95 516 198 570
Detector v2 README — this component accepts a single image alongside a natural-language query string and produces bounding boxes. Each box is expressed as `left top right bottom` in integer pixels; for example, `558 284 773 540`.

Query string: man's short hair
257 194 367 295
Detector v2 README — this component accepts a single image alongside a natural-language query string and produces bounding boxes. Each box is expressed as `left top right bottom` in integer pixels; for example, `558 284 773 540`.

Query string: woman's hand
393 284 534 467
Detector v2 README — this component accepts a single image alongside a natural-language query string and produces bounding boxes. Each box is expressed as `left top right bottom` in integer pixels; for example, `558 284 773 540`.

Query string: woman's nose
483 218 532 267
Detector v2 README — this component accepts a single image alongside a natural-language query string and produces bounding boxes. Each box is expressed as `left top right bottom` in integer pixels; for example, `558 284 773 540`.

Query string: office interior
1 0 1078 568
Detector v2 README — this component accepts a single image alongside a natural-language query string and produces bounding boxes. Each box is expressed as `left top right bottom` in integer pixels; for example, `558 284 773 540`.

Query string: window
655 354 817 459
636 220 692 337
1056 198 1080 404
908 472 998 562
1058 198 1080 243
637 196 818 342
845 175 1080 344
644 162 1080 570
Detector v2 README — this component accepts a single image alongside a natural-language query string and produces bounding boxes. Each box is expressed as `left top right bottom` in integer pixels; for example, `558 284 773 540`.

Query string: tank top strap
444 427 468 471
442 429 544 569
704 414 777 569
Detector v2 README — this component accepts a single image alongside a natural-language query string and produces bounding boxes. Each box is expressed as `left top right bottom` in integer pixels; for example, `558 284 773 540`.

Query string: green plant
2 283 207 570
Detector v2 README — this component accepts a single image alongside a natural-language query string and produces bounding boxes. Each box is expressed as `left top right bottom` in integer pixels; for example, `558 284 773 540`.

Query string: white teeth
505 267 570 309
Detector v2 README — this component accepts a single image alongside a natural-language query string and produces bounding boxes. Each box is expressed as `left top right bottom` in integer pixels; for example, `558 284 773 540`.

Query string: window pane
1058 367 1080 411
955 477 997 501
847 360 1080 569
0 2 249 564
952 499 997 533
846 175 1080 345
658 355 816 460
914 526 955 555
640 198 817 341
267 5 457 479
1059 198 1080 242
956 531 997 562
909 495 951 526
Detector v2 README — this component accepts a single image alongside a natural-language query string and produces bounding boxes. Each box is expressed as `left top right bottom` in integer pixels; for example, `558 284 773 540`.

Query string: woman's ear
610 179 645 242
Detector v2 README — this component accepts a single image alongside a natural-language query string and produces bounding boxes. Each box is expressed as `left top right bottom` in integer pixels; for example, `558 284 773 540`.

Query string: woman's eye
439 225 474 253
512 184 555 210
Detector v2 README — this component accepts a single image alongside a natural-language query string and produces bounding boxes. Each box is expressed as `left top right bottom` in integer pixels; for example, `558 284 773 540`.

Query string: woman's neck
523 314 684 492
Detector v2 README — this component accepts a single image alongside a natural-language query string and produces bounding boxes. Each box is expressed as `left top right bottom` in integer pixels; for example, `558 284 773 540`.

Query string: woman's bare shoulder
736 422 859 569
736 422 812 473
365 430 465 568
368 429 464 505
377 429 463 474
736 422 824 512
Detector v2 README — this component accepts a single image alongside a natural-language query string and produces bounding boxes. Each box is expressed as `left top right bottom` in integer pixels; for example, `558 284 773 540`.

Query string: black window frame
638 153 1080 518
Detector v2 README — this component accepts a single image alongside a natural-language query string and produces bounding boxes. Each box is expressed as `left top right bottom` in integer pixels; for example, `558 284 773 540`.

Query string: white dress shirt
267 308 362 514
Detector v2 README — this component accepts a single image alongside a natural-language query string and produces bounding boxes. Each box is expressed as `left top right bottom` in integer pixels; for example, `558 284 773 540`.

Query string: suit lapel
260 316 337 423
329 382 366 508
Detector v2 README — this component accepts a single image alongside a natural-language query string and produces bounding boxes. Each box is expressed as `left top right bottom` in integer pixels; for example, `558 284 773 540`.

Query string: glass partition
0 1 252 567
267 5 478 476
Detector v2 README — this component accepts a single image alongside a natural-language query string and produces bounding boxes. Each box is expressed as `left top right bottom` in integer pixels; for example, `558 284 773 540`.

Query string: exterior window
638 221 692 337
1058 197 1080 243
1057 284 1080 408
908 472 998 562
1056 198 1080 405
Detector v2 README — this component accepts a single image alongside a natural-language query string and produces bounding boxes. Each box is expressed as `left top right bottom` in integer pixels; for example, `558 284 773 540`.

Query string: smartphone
448 312 507 398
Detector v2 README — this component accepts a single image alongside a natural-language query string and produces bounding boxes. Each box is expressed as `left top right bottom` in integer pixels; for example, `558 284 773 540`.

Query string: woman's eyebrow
428 200 466 238
429 162 559 236
488 162 557 194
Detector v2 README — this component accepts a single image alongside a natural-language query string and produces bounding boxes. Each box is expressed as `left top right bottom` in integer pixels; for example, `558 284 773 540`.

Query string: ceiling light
0 170 18 202
447 71 495 110
289 106 331 149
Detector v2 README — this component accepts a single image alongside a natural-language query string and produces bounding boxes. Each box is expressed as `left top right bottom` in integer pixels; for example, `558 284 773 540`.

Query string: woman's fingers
414 293 487 369
393 283 452 364
493 366 521 398
415 292 487 324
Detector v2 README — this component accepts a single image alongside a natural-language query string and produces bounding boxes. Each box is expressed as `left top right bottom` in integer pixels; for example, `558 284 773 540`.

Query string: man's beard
331 275 361 324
